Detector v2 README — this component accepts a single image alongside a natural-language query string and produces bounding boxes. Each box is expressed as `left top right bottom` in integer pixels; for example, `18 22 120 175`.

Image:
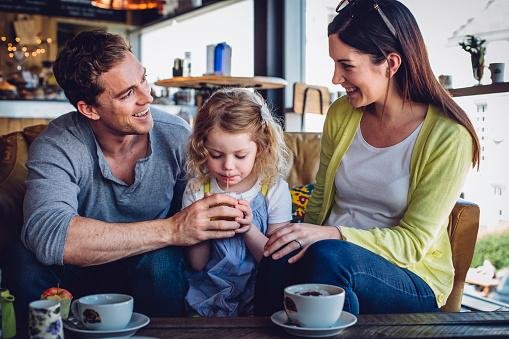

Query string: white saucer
271 310 357 338
63 312 150 338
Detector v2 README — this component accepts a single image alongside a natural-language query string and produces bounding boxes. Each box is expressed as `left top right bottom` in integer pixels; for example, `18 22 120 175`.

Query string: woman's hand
235 199 253 234
263 223 341 263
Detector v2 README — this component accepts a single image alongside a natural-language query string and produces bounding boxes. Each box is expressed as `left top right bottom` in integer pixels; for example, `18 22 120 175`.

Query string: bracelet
334 225 344 240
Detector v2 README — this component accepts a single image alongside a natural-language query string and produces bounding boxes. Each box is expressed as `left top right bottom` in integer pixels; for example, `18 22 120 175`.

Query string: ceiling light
91 0 161 10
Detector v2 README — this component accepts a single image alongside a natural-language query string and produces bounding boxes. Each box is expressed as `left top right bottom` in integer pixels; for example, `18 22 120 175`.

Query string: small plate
63 312 150 338
271 310 357 338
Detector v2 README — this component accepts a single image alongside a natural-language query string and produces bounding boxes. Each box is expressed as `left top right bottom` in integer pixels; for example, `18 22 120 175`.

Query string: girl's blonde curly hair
186 88 290 186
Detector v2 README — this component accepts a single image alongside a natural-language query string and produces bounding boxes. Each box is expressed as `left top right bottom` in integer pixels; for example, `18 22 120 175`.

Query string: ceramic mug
71 293 133 331
28 299 64 339
284 283 345 328
489 63 505 83
438 75 453 89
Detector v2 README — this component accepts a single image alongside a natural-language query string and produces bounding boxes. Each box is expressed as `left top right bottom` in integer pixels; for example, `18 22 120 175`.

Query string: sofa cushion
284 132 321 187
0 132 29 252
23 124 47 144
290 184 314 223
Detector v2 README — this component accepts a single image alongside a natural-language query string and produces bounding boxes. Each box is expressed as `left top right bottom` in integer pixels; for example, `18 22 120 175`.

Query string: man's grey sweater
22 108 191 265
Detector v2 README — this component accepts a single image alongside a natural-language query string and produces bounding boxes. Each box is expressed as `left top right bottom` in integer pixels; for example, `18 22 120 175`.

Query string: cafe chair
285 82 330 132
443 200 480 311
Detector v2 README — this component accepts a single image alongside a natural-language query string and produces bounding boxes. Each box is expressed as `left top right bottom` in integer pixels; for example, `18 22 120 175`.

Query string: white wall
140 0 254 86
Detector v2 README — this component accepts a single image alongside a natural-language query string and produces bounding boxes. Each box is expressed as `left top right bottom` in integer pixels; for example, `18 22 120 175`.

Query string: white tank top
326 122 423 229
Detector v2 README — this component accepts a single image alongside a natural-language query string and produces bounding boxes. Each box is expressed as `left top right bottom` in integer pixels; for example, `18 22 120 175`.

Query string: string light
0 35 52 70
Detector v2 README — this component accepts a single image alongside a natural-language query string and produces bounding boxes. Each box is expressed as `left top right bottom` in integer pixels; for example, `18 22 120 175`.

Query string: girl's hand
235 199 253 234
263 223 340 263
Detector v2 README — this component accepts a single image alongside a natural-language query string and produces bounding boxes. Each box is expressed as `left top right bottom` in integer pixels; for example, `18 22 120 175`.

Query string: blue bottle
213 42 231 75
214 43 225 74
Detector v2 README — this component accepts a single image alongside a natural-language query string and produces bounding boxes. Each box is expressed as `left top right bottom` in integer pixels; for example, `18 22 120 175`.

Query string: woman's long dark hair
328 0 480 167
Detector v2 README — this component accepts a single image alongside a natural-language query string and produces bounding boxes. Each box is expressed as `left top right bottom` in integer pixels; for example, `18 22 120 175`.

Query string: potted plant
459 35 487 85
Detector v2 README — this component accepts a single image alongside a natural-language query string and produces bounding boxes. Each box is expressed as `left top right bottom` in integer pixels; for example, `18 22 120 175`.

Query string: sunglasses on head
336 0 397 38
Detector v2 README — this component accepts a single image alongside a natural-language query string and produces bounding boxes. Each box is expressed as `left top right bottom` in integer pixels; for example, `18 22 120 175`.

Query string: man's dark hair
53 30 131 108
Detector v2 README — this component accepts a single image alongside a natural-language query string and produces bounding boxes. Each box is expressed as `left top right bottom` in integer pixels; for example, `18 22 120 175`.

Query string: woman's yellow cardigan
304 97 473 307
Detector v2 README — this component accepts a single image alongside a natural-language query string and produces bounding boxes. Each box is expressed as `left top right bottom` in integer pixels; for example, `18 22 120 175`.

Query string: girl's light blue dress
185 191 268 316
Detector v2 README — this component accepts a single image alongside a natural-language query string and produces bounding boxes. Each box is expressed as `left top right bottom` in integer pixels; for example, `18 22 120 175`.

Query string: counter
0 100 74 119
0 100 195 119
0 99 196 135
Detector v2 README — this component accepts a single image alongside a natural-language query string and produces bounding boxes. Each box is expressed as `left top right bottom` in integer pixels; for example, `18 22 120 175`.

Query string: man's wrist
160 216 178 245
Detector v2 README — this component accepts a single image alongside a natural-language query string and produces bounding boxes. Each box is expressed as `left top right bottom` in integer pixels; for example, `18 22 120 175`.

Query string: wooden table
137 311 509 338
155 75 287 90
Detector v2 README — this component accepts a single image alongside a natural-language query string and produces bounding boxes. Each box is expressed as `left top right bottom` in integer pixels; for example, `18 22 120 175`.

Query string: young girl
183 88 292 317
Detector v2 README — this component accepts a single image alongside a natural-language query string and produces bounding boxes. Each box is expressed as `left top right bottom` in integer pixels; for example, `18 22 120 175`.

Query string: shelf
155 75 287 90
449 82 509 97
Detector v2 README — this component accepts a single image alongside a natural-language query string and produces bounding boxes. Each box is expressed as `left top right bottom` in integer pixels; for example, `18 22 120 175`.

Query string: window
304 0 337 90
302 1 509 303
303 0 509 89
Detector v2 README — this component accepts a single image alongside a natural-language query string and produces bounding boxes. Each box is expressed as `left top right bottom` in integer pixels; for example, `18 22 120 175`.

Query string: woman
256 0 479 315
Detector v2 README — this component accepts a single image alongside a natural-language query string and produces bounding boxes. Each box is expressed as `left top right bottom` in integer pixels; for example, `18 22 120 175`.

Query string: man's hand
169 193 243 245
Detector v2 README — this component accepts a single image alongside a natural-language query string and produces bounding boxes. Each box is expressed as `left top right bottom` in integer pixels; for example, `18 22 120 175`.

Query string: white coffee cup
71 293 133 331
284 283 345 328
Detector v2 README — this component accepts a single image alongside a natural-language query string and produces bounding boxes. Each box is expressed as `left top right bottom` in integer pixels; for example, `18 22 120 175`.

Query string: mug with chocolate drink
284 283 345 328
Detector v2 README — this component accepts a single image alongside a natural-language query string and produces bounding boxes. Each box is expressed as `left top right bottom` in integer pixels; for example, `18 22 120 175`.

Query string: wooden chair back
292 82 330 131
442 200 480 311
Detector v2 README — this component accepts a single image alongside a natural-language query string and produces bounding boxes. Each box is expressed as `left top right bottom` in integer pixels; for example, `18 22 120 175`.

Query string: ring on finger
293 239 303 249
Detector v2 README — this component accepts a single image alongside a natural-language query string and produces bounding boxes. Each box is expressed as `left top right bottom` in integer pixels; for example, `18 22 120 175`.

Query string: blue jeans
2 241 188 332
255 240 439 315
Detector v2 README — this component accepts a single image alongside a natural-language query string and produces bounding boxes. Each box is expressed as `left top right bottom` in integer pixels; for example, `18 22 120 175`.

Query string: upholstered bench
0 127 479 312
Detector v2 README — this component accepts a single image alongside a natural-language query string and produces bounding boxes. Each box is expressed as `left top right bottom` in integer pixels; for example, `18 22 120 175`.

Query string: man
4 30 243 322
